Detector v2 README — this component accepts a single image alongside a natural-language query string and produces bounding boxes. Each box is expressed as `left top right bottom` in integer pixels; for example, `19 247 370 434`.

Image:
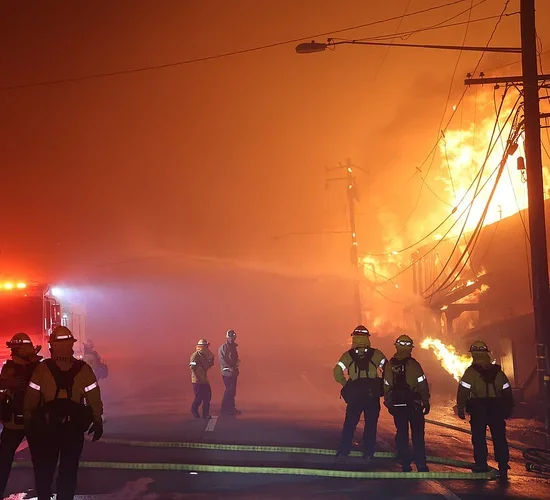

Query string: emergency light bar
1 282 27 291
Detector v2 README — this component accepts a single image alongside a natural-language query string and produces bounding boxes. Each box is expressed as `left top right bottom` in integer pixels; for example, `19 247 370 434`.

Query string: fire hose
17 436 491 480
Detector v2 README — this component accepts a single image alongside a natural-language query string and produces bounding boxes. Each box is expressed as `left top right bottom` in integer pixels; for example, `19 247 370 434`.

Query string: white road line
425 480 463 500
205 416 218 432
16 439 29 454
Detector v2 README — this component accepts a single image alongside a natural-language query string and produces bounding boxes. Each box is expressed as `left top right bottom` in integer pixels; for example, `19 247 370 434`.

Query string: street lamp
295 38 521 54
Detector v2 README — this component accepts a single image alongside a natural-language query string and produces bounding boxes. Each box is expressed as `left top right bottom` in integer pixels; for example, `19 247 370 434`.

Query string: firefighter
457 340 514 480
0 333 43 498
218 329 241 416
190 338 215 419
383 334 430 472
334 325 387 461
82 339 108 380
24 326 104 500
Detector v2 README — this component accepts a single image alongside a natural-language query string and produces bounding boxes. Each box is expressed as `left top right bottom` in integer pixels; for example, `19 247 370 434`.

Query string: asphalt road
4 359 550 499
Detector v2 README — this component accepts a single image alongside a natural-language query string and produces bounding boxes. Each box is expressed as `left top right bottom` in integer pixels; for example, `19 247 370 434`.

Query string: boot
402 463 413 472
191 410 201 418
472 463 489 473
498 463 510 482
416 464 429 472
335 451 348 463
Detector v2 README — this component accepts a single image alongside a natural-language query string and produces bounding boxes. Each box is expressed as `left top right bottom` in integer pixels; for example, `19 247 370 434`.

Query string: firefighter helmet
48 326 76 344
469 340 489 352
226 329 237 339
395 334 414 347
6 332 33 349
351 325 370 337
197 338 210 347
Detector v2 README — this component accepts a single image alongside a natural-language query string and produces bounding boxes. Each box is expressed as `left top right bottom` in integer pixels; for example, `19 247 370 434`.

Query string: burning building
356 86 550 407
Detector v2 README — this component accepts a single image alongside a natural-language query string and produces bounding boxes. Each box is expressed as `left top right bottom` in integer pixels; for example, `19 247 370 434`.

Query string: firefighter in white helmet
24 326 104 500
383 334 430 472
334 325 387 461
457 340 513 481
218 329 241 416
0 333 42 498
190 338 215 419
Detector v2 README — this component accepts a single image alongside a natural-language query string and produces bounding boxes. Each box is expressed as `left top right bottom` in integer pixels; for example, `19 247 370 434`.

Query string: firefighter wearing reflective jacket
456 340 514 480
334 325 387 461
383 334 430 473
0 333 42 498
190 338 215 419
24 326 104 500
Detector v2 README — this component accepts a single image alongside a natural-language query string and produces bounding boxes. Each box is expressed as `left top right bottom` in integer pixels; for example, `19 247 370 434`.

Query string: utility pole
465 0 550 437
326 158 365 324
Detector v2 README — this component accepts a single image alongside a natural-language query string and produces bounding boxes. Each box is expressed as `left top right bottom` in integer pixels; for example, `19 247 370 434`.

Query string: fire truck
0 280 87 364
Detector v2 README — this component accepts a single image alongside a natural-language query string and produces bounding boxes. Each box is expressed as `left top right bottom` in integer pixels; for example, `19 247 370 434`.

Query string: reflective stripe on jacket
333 348 387 386
24 358 103 425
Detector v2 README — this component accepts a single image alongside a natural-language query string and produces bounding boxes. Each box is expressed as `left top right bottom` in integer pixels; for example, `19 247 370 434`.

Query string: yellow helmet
469 340 489 352
351 325 370 337
48 326 76 344
395 334 414 347
6 332 33 349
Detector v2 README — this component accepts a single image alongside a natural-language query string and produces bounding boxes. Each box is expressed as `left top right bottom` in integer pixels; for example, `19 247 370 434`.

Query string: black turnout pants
221 376 238 413
338 396 380 457
392 406 427 466
0 427 26 496
191 382 212 417
27 425 85 500
469 400 509 467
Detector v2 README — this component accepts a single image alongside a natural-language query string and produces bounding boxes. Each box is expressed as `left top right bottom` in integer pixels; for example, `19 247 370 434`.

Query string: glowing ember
420 337 471 382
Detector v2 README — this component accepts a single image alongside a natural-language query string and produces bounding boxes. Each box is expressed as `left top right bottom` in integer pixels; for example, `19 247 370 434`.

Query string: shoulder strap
348 348 376 378
390 357 410 386
45 359 85 400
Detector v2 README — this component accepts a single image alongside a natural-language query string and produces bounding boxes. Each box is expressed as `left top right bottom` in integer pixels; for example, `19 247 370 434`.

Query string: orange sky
0 0 549 284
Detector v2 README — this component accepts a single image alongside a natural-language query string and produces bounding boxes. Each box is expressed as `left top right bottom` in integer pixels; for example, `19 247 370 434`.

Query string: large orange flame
420 337 471 382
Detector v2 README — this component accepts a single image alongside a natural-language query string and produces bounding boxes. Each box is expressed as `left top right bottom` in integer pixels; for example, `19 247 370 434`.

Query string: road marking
205 416 218 432
16 439 29 454
425 480 463 500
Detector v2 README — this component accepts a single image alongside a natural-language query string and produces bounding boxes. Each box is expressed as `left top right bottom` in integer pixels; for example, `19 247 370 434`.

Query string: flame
420 337 471 382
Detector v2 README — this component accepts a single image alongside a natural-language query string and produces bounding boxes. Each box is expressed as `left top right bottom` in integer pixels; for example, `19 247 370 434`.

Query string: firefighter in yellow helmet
24 326 104 500
457 340 514 481
0 333 42 498
333 325 387 461
383 334 430 472
190 338 215 419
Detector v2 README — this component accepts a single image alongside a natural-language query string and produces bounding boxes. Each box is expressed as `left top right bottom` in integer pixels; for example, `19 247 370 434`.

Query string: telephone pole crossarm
464 74 550 86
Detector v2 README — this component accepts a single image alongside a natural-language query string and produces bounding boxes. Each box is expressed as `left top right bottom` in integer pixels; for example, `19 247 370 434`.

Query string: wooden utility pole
466 0 550 436
326 159 365 324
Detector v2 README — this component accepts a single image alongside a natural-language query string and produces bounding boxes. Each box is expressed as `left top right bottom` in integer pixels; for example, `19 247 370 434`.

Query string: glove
88 422 104 442
457 407 466 420
422 401 430 415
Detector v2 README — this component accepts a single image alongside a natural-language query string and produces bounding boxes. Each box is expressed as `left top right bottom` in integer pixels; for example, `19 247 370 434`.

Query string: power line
423 96 523 299
358 0 486 43
0 0 472 91
371 0 413 81
362 13 518 43
388 0 513 242
384 0 479 241
423 92 521 298
421 87 513 297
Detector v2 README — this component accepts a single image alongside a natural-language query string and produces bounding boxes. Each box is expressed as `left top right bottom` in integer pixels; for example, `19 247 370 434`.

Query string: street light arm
296 39 521 54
